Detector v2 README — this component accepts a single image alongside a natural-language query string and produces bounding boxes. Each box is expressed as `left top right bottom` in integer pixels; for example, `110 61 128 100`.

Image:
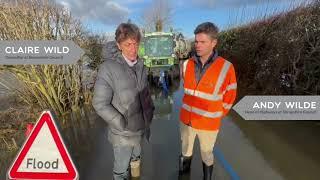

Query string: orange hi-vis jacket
180 56 237 131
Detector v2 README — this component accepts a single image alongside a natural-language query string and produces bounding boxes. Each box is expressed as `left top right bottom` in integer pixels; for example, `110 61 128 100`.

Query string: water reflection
150 77 180 119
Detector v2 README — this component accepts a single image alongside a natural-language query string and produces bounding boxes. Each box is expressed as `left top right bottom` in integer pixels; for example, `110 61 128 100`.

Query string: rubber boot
202 162 213 180
130 159 141 179
179 155 192 174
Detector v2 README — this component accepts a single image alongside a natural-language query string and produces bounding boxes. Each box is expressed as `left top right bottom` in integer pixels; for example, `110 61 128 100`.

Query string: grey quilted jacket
92 41 154 145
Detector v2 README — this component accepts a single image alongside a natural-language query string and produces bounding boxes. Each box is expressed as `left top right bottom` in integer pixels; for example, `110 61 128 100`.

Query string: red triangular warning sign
7 110 78 180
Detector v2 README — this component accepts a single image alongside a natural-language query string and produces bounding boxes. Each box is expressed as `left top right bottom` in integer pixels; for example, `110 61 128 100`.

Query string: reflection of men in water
92 23 154 180
179 22 237 180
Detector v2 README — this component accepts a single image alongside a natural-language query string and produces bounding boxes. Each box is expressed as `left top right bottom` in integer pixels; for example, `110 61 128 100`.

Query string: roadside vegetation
218 0 320 98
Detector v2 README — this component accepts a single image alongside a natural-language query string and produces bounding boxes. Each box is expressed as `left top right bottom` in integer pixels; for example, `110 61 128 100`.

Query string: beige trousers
180 122 219 166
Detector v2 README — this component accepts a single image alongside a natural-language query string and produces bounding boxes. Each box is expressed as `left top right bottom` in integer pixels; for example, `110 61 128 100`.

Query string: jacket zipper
132 65 146 126
189 63 207 126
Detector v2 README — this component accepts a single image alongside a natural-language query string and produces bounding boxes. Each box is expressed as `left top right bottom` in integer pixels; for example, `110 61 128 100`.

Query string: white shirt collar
122 53 137 67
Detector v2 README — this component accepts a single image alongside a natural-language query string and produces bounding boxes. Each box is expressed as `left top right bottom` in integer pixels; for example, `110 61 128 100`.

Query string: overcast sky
55 0 310 38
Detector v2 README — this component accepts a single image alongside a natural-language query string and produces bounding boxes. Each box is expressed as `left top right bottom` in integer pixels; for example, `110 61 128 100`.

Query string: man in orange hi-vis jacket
179 22 237 180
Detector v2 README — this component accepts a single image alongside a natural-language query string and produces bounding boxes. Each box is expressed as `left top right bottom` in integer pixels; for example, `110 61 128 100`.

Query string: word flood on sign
26 158 59 170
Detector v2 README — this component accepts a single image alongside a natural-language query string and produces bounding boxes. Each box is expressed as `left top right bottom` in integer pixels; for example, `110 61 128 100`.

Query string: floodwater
1 79 320 180
78 80 320 180
79 82 232 180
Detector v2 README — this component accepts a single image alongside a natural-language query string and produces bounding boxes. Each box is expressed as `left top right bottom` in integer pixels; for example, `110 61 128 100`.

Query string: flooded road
1 80 320 180
80 83 233 180
79 81 320 180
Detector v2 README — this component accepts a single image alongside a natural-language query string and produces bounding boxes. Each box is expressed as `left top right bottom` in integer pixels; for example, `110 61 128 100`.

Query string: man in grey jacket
92 23 154 180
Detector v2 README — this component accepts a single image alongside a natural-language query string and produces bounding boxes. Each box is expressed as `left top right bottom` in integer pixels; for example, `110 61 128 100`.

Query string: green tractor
139 31 189 88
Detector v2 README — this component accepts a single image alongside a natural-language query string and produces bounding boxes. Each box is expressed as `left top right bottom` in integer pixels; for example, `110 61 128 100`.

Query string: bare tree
140 0 173 32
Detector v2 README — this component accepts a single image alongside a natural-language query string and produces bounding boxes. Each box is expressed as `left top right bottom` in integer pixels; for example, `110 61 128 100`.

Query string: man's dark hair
115 23 141 43
194 22 219 39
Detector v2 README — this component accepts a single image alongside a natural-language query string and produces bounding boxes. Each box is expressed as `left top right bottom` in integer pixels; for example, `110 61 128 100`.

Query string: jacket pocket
109 113 126 131
126 113 145 131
